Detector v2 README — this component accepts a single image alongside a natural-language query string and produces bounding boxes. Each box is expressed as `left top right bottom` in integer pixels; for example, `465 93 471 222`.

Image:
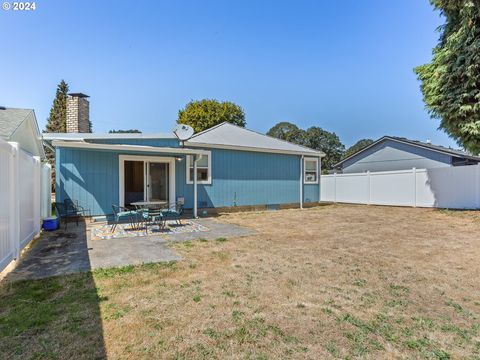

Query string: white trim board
303 157 319 184
51 140 210 155
186 154 212 185
119 155 176 208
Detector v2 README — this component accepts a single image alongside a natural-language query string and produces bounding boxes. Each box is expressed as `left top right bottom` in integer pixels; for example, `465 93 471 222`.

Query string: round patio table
130 201 168 208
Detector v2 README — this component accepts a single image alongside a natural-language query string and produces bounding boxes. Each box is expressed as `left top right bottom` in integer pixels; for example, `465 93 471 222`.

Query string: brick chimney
66 93 91 133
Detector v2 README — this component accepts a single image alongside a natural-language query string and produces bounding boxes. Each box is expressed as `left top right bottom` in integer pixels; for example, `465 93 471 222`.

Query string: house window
186 154 211 184
304 158 319 184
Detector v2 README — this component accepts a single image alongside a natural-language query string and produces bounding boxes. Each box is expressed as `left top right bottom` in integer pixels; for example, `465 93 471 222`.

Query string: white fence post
8 142 20 260
41 163 52 219
367 171 371 205
412 167 417 207
333 172 337 203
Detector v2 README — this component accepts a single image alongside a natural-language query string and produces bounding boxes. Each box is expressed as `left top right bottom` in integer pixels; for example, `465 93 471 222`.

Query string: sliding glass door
147 162 169 202
123 160 170 207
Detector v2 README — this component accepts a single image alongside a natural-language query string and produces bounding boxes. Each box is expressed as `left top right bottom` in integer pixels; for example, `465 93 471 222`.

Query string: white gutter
51 140 210 156
43 132 176 140
318 157 322 203
193 156 198 218
186 141 325 157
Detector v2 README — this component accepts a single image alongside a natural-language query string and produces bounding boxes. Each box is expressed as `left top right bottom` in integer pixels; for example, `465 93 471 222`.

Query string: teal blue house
44 123 324 216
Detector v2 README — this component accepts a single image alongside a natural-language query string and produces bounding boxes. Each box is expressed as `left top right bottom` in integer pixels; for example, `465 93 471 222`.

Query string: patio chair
64 199 91 219
161 202 184 226
137 205 163 234
55 202 79 230
111 205 147 233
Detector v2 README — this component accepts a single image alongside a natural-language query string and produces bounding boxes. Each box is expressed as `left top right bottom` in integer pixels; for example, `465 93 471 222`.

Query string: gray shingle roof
0 108 33 140
186 122 324 156
388 136 480 160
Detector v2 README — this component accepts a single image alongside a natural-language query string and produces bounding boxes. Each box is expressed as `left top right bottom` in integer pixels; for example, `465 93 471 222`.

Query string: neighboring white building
0 107 45 157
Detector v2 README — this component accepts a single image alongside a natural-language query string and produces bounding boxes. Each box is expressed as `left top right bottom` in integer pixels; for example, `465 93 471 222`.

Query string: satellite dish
173 124 194 141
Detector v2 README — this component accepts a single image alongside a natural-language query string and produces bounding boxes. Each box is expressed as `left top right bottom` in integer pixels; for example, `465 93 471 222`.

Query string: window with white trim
304 157 319 183
186 154 212 184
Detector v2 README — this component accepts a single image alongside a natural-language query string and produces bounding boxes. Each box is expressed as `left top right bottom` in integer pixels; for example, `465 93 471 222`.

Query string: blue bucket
43 217 59 231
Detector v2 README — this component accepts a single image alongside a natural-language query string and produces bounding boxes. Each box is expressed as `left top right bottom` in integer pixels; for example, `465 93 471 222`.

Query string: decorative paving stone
90 220 209 241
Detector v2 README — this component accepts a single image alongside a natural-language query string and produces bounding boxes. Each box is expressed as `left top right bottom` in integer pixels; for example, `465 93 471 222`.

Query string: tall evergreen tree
45 80 69 133
44 80 69 191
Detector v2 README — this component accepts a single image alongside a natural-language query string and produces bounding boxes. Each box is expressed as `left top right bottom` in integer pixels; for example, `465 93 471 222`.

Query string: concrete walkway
5 218 253 281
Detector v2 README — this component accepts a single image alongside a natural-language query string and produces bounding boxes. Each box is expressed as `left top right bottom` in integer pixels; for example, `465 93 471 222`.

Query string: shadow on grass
0 218 107 359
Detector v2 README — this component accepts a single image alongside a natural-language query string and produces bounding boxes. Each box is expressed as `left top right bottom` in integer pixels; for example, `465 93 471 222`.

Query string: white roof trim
51 141 210 155
43 132 176 141
185 141 325 157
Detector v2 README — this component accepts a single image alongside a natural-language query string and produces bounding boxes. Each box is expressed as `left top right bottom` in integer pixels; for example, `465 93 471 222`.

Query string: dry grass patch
1 204 480 359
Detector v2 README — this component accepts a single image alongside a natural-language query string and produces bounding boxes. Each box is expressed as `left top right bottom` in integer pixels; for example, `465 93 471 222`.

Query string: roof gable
186 122 324 156
335 136 480 168
0 108 45 158
0 108 32 139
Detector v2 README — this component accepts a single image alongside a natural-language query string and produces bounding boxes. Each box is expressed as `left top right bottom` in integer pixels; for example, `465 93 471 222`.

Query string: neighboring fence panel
336 173 369 204
0 140 14 272
41 163 52 219
321 165 480 209
0 138 49 273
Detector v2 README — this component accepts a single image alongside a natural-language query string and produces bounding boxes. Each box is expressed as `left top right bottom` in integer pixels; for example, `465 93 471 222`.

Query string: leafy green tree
343 139 374 159
415 0 480 154
44 80 69 191
266 122 304 142
304 127 345 171
177 99 246 133
108 129 142 133
267 122 345 171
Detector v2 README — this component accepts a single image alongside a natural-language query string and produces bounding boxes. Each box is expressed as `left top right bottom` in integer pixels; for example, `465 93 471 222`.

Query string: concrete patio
5 217 254 282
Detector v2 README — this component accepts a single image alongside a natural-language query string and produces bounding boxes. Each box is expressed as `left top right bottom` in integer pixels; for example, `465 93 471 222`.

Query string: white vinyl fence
321 165 480 209
0 138 51 273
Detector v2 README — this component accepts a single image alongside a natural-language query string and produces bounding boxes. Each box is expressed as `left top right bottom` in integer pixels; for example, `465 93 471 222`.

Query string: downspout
193 154 199 218
318 156 322 203
300 155 304 209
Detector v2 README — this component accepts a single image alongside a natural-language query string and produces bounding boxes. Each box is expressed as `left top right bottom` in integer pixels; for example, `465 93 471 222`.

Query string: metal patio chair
55 202 79 230
111 205 147 233
161 202 184 226
64 199 91 219
143 206 165 234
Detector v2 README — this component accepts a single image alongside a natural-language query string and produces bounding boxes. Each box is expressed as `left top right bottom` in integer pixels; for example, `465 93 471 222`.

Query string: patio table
131 201 168 208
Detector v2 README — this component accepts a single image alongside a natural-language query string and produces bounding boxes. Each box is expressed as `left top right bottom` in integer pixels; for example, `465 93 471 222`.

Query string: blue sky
0 0 452 147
